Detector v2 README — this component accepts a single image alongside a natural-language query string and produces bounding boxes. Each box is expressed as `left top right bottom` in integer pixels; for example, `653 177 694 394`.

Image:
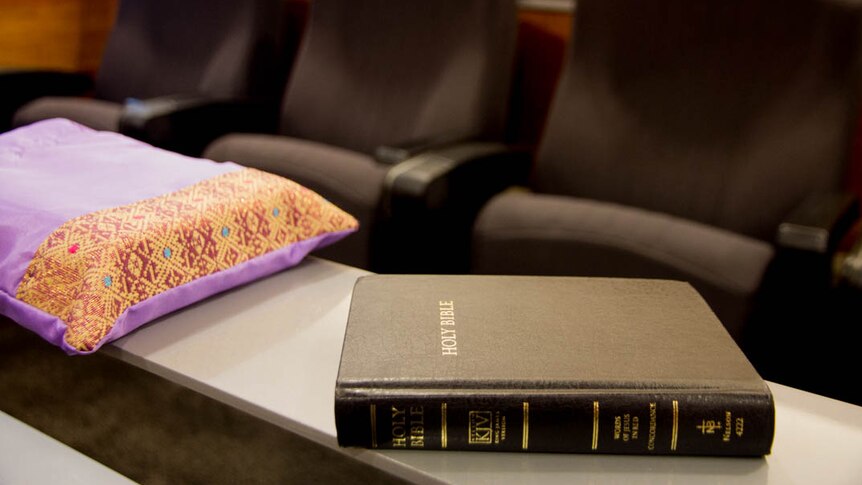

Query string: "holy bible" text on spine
335 275 774 455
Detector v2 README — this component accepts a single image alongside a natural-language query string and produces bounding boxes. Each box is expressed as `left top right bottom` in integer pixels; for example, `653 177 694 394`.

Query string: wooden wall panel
507 8 573 148
0 0 116 73
78 0 118 73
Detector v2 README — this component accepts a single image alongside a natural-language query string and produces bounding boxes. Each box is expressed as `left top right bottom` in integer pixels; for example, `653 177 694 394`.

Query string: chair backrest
535 0 861 241
278 0 517 156
95 0 285 103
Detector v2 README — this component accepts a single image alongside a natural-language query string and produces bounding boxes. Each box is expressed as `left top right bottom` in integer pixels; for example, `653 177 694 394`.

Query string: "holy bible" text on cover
335 275 774 455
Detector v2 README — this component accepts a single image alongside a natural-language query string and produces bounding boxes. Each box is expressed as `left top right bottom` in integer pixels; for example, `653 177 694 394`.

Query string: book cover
335 275 775 455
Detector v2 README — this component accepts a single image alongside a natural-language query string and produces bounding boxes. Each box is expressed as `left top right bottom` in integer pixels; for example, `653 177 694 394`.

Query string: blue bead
222 227 230 237
103 276 112 287
163 247 172 258
273 208 280 217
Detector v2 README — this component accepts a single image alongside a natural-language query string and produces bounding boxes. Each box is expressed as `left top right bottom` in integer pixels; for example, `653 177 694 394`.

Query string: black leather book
335 275 774 455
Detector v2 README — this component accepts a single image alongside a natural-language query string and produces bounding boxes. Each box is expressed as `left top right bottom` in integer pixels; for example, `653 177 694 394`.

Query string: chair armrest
840 234 862 288
118 94 279 156
776 191 859 253
373 131 478 165
377 142 532 273
0 69 93 131
383 142 531 215
768 191 860 289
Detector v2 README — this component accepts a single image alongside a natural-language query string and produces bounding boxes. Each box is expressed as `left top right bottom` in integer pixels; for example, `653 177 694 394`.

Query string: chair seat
13 97 123 132
205 133 389 268
472 191 774 338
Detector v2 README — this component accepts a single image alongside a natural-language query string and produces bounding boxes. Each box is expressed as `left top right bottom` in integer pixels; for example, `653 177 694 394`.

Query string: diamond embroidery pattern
16 168 357 351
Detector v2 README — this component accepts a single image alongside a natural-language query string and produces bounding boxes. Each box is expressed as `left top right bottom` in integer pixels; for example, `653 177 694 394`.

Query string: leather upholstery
13 0 285 132
14 97 122 132
472 0 861 337
206 0 519 269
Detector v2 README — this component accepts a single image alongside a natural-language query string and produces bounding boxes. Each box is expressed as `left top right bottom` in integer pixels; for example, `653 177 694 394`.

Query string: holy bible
334 275 775 455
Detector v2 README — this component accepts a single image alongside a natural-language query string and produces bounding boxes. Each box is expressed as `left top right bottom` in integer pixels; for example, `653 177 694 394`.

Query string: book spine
335 391 774 455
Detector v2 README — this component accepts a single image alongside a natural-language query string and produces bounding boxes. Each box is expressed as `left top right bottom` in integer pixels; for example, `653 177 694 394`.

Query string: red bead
68 244 79 254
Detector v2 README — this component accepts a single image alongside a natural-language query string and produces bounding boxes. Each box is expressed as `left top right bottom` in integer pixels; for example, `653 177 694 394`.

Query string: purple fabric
0 119 239 298
0 119 356 354
0 229 352 354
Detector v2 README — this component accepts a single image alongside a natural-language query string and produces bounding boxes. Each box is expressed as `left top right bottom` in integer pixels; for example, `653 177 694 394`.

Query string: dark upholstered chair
6 0 290 154
205 0 519 270
472 0 862 340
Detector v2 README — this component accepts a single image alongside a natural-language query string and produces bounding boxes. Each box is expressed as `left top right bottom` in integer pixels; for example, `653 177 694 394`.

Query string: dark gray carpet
0 317 407 484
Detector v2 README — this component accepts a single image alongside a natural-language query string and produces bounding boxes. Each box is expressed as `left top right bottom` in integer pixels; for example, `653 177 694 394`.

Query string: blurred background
2 0 861 482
